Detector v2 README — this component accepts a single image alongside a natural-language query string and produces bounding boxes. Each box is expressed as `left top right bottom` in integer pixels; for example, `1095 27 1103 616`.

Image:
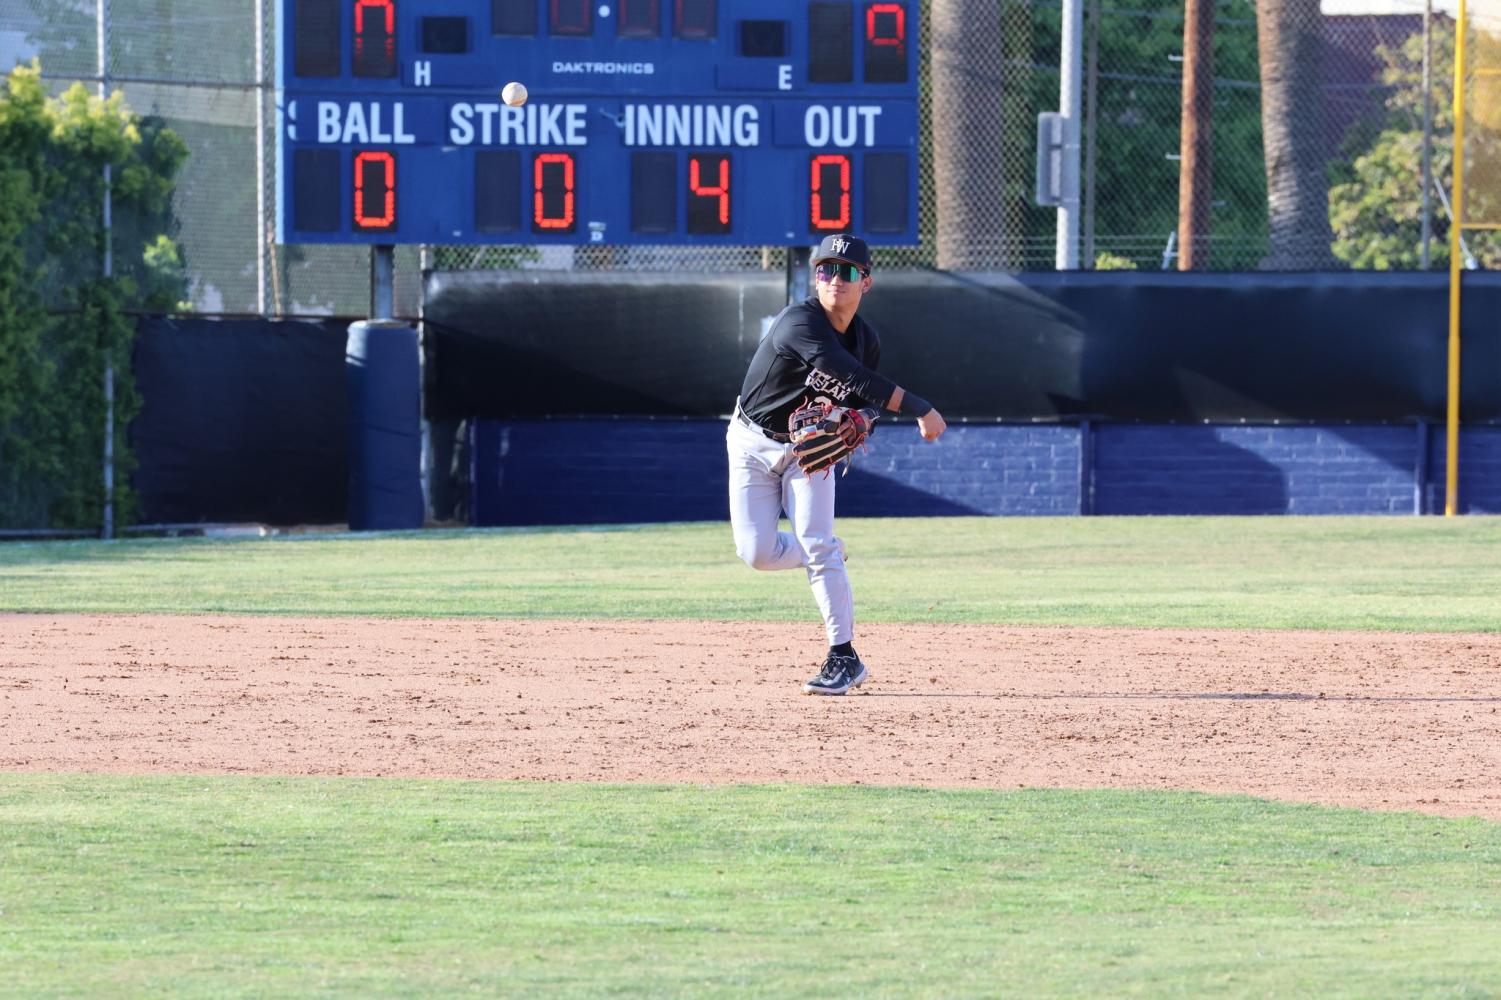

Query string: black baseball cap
812 233 871 272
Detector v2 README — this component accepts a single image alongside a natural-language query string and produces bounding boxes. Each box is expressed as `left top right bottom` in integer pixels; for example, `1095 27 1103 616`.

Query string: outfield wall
133 316 350 525
130 271 1501 525
469 419 1501 524
426 270 1501 423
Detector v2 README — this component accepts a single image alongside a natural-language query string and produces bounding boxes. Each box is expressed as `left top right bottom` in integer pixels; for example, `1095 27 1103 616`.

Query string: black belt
734 402 790 443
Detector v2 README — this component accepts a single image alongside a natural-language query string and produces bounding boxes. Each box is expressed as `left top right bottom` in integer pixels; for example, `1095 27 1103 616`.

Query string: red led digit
353 0 396 77
866 2 903 47
810 154 851 231
691 156 729 223
688 154 730 232
355 0 394 33
533 152 577 232
863 1 907 82
353 150 396 230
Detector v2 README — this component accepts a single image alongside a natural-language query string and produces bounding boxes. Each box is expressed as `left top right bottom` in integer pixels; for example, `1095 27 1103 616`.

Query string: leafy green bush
0 61 187 530
1093 250 1141 271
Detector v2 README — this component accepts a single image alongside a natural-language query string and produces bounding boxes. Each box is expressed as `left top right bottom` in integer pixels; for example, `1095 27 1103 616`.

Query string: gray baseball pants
726 417 853 646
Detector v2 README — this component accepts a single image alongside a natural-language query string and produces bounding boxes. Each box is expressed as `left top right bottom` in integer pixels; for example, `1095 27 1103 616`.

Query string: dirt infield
3 613 1499 819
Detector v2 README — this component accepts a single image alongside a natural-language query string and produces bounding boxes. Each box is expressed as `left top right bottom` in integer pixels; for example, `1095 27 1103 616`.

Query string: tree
930 0 1014 269
0 62 55 524
1016 0 1266 270
1256 0 1338 268
0 61 188 529
1330 19 1501 269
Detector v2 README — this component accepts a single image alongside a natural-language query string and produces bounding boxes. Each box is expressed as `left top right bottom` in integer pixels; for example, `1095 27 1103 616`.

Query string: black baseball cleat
802 653 868 695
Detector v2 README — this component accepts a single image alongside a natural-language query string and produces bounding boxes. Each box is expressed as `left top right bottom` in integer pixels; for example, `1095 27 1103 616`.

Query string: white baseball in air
502 81 528 107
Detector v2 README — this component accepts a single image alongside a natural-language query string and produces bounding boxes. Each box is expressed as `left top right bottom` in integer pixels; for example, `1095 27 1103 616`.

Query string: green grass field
4 777 1499 997
3 517 1500 995
4 515 1501 630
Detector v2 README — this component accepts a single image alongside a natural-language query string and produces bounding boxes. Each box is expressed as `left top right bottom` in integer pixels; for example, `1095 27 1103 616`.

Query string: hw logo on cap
813 233 872 270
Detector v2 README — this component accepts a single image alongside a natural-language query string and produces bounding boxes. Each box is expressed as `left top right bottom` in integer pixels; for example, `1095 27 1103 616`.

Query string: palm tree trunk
931 0 1014 269
1256 0 1338 269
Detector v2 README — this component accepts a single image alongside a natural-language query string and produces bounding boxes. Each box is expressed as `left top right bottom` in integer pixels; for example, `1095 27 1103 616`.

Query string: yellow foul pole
1446 0 1468 516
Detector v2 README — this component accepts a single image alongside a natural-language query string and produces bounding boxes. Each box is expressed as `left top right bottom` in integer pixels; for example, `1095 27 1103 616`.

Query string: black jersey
737 296 897 433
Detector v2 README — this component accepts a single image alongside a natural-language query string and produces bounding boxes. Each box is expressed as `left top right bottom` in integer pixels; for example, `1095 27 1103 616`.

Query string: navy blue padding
346 321 424 530
132 315 350 525
470 419 729 526
468 419 1501 523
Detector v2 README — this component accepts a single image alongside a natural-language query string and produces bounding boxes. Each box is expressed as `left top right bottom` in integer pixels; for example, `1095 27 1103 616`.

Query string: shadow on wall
439 270 1501 522
868 270 1458 421
1092 426 1290 515
865 271 1460 516
837 466 988 517
860 271 1090 419
422 269 1501 425
423 270 785 421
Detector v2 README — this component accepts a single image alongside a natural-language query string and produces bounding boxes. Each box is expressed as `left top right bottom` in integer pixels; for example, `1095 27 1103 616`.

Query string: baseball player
728 233 947 695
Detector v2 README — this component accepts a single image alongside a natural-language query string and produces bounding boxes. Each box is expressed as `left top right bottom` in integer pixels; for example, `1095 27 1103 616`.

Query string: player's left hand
789 402 877 476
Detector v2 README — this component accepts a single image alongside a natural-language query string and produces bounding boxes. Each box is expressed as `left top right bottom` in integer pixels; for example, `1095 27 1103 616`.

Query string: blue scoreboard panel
275 0 919 245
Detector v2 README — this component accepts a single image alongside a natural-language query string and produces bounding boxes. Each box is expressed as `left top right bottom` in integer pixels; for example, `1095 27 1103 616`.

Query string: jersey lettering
806 368 856 402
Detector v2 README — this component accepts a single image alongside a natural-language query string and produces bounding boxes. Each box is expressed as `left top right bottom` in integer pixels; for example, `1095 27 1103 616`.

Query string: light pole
1056 0 1083 269
98 0 115 540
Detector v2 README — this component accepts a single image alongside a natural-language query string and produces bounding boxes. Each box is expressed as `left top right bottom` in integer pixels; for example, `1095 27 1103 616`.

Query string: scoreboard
275 0 920 245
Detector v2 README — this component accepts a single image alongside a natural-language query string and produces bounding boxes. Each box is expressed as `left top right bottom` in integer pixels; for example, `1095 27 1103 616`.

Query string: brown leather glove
788 400 878 476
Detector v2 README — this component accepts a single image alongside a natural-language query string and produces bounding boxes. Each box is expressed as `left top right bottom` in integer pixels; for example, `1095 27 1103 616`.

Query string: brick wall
1092 424 1423 515
469 419 1501 524
838 424 1080 516
1427 425 1501 515
470 419 729 525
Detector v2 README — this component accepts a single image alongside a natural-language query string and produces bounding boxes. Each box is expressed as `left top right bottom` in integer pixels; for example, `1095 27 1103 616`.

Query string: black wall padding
424 270 786 420
868 270 1501 422
132 316 351 525
423 270 1501 422
346 321 424 531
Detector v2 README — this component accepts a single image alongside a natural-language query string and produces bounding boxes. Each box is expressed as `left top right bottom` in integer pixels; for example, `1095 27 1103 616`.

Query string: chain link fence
0 0 1479 306
1455 0 1501 265
1 0 386 314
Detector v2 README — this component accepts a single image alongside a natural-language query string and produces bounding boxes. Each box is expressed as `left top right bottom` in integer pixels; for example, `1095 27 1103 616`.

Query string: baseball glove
788 399 879 476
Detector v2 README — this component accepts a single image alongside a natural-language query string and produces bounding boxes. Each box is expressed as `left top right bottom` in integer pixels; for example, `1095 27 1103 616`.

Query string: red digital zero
533 152 577 232
810 154 851 231
353 150 396 230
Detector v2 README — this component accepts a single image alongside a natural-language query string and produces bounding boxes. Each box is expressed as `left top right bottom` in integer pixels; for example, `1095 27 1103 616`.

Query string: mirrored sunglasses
815 262 867 282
